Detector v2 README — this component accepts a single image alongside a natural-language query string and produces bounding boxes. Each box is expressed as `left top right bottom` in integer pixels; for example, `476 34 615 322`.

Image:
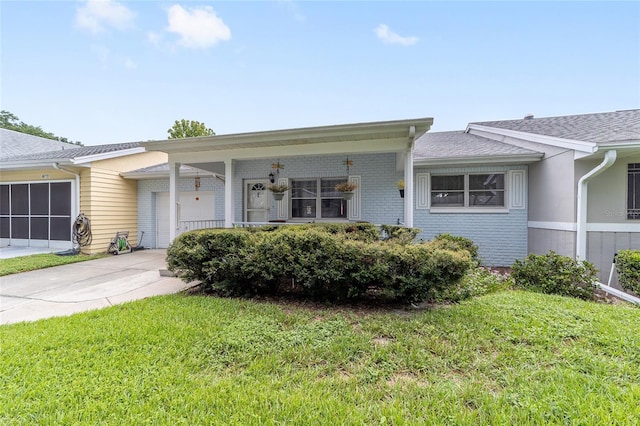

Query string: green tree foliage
0 110 82 146
167 119 215 139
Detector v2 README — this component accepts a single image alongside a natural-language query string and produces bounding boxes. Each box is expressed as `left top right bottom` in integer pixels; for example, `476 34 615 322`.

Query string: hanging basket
342 191 354 201
272 192 285 201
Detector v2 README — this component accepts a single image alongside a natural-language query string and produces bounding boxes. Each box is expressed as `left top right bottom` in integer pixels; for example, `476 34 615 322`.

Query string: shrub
511 251 597 300
615 250 640 295
431 234 479 263
167 225 474 303
431 267 511 303
380 225 420 244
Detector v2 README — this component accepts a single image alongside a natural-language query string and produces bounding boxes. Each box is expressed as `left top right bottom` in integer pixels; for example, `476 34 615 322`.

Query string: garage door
156 191 215 248
0 182 73 248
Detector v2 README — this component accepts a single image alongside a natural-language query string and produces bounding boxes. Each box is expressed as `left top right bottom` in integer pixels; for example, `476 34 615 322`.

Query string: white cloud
374 24 418 46
166 5 231 49
146 31 162 45
124 58 137 69
277 0 305 22
76 0 135 34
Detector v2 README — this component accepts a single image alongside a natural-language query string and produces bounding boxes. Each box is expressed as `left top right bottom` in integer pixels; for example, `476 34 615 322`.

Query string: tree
0 110 82 145
167 119 215 139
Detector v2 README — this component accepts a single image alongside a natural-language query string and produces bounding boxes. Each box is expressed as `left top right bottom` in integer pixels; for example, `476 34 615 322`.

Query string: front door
244 180 269 223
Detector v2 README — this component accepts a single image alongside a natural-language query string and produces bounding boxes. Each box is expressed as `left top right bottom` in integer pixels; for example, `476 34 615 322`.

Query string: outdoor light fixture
194 176 201 191
268 172 275 183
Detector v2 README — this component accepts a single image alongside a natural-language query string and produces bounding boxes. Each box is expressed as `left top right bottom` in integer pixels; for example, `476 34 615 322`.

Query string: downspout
404 125 416 228
575 150 617 261
53 163 81 220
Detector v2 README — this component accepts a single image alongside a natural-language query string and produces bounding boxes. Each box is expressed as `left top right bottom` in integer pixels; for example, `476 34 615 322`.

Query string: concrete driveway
0 250 194 325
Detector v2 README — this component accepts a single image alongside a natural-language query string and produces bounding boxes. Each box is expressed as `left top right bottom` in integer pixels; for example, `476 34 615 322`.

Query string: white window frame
289 177 349 221
628 163 640 220
429 172 508 214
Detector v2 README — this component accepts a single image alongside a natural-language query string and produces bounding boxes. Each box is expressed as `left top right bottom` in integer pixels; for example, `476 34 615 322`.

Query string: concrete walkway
0 250 194 325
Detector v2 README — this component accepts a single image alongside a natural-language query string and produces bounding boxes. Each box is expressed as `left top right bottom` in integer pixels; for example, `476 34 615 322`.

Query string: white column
404 150 414 228
404 126 416 228
169 161 180 242
224 159 235 228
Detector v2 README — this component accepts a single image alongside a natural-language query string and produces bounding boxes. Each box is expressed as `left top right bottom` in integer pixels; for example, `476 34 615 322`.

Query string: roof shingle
414 131 542 161
472 109 640 144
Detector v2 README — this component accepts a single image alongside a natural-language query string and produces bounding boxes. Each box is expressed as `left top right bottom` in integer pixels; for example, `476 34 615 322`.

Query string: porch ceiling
140 118 434 156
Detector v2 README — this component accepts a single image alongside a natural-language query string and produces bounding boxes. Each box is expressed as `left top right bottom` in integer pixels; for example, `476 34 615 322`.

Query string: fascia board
466 124 598 154
121 170 217 180
168 138 411 164
0 159 81 170
142 118 434 153
71 147 146 164
413 154 543 167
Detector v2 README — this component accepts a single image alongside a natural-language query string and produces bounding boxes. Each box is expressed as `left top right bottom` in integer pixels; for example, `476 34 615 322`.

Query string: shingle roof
0 142 141 162
0 128 78 159
414 131 542 161
125 163 211 175
472 109 640 144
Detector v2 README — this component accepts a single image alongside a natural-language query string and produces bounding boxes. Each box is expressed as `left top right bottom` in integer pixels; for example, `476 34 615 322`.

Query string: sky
1 1 639 146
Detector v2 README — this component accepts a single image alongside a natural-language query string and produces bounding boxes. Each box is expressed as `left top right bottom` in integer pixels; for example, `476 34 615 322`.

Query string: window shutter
416 173 430 209
347 175 361 220
277 177 289 219
508 170 526 209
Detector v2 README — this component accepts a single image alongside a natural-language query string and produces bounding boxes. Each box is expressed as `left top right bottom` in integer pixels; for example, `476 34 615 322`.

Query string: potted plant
267 183 290 201
397 179 405 198
335 181 358 200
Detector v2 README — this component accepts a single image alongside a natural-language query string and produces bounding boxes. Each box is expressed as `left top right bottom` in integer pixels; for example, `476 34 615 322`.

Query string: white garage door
156 191 215 248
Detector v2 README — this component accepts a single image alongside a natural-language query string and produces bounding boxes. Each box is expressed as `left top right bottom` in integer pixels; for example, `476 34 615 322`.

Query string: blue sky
2 1 639 145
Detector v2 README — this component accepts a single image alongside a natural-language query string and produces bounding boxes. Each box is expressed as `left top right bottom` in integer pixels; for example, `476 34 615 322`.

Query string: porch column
404 127 416 228
169 161 180 242
224 159 235 228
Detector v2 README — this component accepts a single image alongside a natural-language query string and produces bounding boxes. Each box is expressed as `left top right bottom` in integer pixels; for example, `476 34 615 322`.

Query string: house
0 141 167 253
136 110 639 285
464 109 640 283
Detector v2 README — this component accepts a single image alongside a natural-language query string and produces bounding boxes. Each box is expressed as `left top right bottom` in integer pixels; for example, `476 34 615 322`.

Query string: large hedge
615 250 640 294
167 224 473 303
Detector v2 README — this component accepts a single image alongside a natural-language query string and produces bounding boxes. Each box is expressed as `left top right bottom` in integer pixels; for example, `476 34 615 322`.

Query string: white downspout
404 125 416 228
576 150 617 261
53 163 81 220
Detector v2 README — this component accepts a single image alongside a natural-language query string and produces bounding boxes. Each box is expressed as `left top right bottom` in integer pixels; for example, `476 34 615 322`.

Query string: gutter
53 163 81 221
576 150 617 261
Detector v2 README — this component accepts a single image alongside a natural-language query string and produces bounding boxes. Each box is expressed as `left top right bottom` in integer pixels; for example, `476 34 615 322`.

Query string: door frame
244 179 270 223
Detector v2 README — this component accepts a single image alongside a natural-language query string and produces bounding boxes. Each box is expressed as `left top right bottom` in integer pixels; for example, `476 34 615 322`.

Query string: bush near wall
511 251 597 300
167 224 473 303
615 250 640 295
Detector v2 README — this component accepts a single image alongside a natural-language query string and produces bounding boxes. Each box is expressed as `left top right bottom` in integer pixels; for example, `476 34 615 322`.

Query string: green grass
1 291 638 425
0 253 105 276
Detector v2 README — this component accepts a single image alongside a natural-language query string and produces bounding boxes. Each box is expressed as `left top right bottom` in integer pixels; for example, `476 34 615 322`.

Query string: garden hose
72 213 93 249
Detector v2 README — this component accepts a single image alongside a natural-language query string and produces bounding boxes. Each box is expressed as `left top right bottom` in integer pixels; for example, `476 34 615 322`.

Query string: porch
140 118 433 248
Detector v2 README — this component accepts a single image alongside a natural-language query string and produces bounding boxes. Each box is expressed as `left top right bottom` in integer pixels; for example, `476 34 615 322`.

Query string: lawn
0 253 105 277
1 291 638 425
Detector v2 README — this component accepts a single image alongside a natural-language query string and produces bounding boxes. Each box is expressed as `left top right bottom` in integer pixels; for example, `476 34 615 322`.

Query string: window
431 173 505 208
628 163 640 219
291 178 347 219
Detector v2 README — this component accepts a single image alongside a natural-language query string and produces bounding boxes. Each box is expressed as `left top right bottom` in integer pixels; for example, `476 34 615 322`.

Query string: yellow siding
94 151 167 173
0 168 82 183
81 167 138 254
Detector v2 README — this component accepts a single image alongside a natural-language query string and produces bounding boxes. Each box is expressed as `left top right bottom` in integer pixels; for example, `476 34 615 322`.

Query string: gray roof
473 109 640 144
124 163 213 175
414 131 542 162
0 142 141 162
0 128 78 159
